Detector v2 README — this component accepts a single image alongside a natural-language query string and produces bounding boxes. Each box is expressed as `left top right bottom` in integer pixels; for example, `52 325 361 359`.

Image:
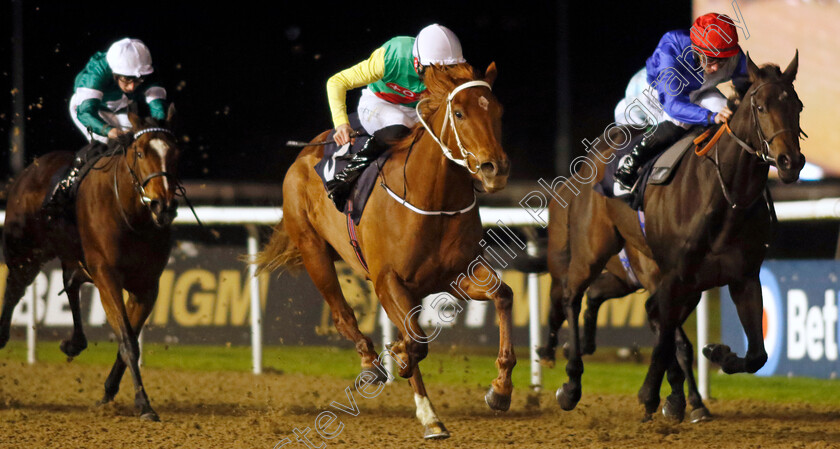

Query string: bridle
415 80 491 174
127 127 179 205
725 81 800 166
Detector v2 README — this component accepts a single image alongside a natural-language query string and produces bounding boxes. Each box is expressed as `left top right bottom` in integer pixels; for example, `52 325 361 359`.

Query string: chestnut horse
256 63 512 439
0 107 180 421
552 53 803 422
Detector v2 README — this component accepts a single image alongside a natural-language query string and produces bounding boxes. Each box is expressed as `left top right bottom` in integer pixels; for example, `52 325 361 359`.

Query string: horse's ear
166 103 177 129
746 52 760 83
783 49 799 83
127 112 144 131
484 62 497 87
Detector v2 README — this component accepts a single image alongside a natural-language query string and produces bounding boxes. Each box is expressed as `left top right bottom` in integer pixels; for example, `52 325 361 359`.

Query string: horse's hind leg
581 270 636 356
59 262 88 358
296 228 381 378
676 325 712 422
536 278 566 368
0 257 43 348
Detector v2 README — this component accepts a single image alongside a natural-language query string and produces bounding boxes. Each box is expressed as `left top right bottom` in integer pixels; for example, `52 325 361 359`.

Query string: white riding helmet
412 24 466 66
106 38 154 77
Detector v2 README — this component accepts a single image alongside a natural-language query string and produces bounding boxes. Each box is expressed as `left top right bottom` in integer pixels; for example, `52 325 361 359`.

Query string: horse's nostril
480 162 498 176
778 154 791 169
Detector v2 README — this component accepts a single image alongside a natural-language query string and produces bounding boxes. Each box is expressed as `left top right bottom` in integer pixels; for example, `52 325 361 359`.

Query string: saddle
594 127 705 210
312 114 390 225
42 140 117 220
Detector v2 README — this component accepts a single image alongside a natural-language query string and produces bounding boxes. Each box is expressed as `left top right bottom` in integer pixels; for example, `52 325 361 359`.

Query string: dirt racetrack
1 361 838 449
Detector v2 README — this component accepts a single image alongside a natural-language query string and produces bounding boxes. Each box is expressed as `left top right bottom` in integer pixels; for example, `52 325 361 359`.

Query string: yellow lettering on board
0 264 8 308
172 269 216 326
152 270 176 325
217 270 270 326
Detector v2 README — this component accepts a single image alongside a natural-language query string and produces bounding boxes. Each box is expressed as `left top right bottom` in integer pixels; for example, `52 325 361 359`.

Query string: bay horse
535 201 712 422
552 52 803 422
0 106 180 421
255 63 512 439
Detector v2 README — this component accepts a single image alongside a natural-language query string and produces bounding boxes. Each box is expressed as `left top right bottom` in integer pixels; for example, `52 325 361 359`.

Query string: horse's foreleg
374 270 425 379
452 264 515 412
703 275 768 374
59 263 88 358
408 366 449 439
637 280 680 421
94 270 158 421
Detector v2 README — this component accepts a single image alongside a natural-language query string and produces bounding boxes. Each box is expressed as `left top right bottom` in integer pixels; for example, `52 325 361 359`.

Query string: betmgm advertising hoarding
722 261 840 379
3 241 656 349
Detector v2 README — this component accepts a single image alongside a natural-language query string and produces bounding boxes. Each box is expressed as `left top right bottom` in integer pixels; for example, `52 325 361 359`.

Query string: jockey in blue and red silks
613 13 750 194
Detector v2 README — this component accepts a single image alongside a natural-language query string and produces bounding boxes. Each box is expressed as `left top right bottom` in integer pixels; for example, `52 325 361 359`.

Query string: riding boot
326 135 389 208
614 121 686 194
42 141 104 218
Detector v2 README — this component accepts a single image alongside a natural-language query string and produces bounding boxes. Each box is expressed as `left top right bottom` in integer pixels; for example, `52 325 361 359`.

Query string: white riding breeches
69 93 133 143
357 88 419 135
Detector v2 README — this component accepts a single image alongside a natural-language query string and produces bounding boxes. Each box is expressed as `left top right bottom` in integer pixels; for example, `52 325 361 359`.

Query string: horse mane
390 63 480 152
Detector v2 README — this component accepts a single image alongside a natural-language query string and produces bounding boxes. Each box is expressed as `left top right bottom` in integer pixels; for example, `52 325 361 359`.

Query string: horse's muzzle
777 153 805 184
150 198 179 227
479 158 510 193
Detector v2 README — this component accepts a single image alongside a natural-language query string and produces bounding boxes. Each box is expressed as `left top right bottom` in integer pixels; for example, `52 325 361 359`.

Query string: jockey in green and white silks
324 24 466 208
70 38 167 143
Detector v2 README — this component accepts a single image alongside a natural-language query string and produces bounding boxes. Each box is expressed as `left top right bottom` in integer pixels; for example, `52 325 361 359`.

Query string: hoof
641 413 654 423
689 407 713 423
702 344 731 363
581 341 596 356
423 422 450 439
484 387 511 412
60 338 88 358
661 398 685 423
140 411 160 422
96 396 115 407
360 365 389 384
536 346 556 368
555 384 580 411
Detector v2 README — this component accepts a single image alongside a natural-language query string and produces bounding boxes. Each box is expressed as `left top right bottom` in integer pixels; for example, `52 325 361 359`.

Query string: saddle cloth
593 127 704 210
312 114 390 225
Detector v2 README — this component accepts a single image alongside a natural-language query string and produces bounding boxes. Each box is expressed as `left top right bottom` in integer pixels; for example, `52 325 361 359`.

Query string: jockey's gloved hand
115 132 135 148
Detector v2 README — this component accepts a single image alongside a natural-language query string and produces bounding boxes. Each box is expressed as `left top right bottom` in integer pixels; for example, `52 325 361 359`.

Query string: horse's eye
757 105 765 112
454 111 464 120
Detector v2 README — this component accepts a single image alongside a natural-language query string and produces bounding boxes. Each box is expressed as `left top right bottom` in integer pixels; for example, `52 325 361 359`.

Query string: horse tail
254 219 304 275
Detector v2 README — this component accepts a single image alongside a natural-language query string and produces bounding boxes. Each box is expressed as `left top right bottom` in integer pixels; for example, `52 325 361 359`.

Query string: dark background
0 0 691 183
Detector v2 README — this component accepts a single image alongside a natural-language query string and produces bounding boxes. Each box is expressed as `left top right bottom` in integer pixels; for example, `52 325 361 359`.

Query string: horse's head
126 104 180 227
419 62 509 192
741 51 805 183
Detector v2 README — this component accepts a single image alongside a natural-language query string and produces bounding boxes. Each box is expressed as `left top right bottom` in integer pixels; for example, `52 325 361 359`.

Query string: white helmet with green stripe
106 38 154 77
413 24 466 67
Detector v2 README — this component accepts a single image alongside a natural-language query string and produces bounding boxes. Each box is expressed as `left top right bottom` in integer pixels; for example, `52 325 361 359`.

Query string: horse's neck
714 107 769 207
401 114 475 212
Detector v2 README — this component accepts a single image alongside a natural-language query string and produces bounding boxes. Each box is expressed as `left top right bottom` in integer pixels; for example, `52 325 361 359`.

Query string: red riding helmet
690 13 740 58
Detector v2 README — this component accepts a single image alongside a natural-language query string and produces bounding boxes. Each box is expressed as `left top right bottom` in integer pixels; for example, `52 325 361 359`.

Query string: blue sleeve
647 34 714 126
732 51 751 97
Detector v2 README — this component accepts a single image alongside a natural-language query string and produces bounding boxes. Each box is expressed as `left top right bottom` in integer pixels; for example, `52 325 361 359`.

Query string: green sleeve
76 98 112 136
148 99 167 120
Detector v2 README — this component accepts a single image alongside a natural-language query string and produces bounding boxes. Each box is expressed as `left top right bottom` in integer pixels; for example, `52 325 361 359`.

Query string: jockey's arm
143 85 168 121
76 95 113 138
326 47 386 130
649 44 716 126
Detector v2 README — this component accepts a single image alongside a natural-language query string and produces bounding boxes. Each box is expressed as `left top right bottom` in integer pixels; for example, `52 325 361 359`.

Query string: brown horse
535 201 712 422
0 106 180 421
256 63 512 439
551 53 803 422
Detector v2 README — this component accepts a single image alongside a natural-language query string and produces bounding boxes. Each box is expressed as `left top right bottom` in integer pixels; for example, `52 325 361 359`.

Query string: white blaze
149 138 170 190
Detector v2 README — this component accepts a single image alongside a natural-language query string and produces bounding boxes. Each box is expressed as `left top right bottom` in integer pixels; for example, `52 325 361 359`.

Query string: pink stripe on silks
346 200 370 273
638 211 646 238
